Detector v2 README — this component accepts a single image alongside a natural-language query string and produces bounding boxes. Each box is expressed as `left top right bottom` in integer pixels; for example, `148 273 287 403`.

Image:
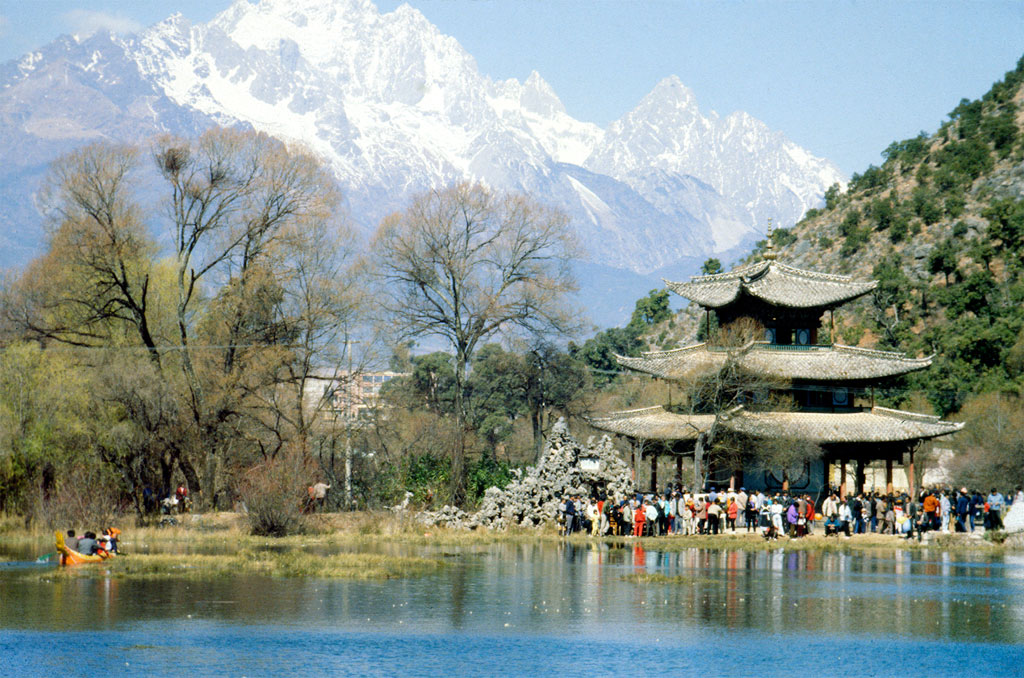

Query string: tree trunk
694 432 705 491
451 349 468 506
532 408 544 462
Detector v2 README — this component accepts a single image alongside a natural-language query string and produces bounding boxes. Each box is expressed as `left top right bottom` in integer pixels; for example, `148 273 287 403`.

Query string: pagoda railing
706 341 833 353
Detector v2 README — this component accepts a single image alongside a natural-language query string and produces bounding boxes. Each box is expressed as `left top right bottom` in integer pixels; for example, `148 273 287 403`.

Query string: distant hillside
728 55 1024 417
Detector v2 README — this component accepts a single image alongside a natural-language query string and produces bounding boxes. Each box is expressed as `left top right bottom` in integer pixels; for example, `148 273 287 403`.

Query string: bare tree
371 182 579 504
679 318 797 488
4 130 364 509
6 144 162 364
950 392 1024 490
153 128 348 502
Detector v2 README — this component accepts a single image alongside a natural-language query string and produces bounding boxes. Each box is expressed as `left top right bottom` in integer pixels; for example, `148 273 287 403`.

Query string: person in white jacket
838 502 853 537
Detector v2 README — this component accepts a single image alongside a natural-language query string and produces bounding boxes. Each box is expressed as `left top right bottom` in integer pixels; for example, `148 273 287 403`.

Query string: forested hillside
763 56 1024 420
588 57 1024 489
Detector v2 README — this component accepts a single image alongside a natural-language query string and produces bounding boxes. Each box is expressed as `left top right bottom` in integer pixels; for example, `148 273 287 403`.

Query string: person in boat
77 531 99 556
99 528 120 554
65 529 80 552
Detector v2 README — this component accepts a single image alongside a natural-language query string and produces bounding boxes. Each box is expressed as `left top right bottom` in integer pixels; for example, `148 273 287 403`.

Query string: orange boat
54 530 114 566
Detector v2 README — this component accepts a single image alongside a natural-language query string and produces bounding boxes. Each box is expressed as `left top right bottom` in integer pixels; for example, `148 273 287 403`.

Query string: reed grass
43 549 446 581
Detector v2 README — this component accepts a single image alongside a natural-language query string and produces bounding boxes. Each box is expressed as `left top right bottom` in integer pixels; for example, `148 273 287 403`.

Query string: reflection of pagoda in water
591 235 962 498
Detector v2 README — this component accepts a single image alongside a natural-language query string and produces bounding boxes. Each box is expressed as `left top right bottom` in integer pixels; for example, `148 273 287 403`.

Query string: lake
3 540 1024 676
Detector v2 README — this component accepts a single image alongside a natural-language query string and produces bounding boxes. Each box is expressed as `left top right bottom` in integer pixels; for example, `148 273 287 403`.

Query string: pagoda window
795 328 812 346
832 386 850 408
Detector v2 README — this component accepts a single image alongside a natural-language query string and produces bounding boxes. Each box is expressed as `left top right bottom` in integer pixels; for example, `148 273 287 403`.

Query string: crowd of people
558 485 1023 541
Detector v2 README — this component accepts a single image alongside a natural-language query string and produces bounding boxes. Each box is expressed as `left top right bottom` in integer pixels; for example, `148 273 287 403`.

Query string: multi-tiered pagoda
590 241 962 498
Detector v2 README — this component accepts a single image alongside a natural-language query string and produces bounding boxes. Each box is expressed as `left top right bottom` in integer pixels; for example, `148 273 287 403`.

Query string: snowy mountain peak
650 75 697 107
586 76 844 235
521 70 565 116
0 0 845 311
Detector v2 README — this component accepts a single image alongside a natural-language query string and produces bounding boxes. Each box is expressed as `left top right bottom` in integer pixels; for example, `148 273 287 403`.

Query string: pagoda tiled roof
586 407 713 441
588 405 963 444
665 260 877 309
616 342 933 382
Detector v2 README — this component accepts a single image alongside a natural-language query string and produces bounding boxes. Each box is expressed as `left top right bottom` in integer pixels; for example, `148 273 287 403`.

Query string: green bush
935 138 993 183
467 452 514 502
945 195 966 218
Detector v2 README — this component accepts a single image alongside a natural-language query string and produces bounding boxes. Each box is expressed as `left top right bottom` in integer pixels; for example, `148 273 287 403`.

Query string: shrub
935 138 993 183
944 195 966 218
31 462 124 531
772 227 797 247
240 451 313 537
848 164 890 193
889 216 909 243
824 183 841 210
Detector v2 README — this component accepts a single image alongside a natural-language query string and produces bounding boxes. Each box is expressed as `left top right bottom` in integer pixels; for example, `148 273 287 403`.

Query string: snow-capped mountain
0 0 844 323
584 76 844 245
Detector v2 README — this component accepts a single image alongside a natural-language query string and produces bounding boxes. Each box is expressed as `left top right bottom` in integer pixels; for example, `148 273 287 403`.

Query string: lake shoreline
5 511 1020 573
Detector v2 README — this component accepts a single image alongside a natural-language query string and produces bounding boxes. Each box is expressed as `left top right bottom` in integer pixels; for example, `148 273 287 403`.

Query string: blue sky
2 0 1023 176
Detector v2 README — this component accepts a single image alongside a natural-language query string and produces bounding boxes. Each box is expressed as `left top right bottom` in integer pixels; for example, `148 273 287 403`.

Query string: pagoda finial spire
763 218 777 261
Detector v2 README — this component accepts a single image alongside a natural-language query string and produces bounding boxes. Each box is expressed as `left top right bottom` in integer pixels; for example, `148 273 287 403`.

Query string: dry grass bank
6 512 1015 563
45 549 446 581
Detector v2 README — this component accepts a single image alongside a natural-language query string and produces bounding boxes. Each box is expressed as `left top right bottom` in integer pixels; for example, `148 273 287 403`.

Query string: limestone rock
1003 497 1024 534
417 419 632 530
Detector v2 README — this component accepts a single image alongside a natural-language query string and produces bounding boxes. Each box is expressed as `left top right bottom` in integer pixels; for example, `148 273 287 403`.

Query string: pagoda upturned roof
665 260 877 309
616 342 933 382
588 405 963 444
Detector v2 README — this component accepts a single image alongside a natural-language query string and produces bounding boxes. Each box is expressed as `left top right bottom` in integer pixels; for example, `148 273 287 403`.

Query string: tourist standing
922 490 940 533
707 499 722 535
770 496 784 535
633 500 646 537
883 498 895 535
987 488 1005 530
620 499 633 537
736 488 749 529
970 490 983 532
940 491 951 533
564 495 576 535
874 494 886 533
955 489 970 533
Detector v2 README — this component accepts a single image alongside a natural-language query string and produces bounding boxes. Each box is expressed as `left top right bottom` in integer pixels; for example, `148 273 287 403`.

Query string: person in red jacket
922 491 940 532
633 501 646 537
726 497 739 532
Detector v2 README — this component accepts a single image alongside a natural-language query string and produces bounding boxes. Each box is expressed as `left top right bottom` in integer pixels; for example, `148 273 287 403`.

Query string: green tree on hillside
701 258 723 275
570 289 672 386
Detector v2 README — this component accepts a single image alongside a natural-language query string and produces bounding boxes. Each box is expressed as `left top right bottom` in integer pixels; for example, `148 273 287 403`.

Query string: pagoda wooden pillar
839 459 847 500
630 441 637 487
907 447 916 498
885 458 894 495
649 453 658 494
675 455 683 488
855 459 866 496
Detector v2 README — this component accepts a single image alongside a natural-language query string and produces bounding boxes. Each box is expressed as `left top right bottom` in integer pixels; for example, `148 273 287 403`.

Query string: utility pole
344 339 357 510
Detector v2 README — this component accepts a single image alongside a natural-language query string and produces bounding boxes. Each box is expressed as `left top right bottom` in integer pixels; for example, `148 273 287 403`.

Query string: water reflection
3 541 1023 647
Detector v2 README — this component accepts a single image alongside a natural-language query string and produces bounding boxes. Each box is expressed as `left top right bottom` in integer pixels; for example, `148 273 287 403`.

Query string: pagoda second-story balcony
616 341 933 383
